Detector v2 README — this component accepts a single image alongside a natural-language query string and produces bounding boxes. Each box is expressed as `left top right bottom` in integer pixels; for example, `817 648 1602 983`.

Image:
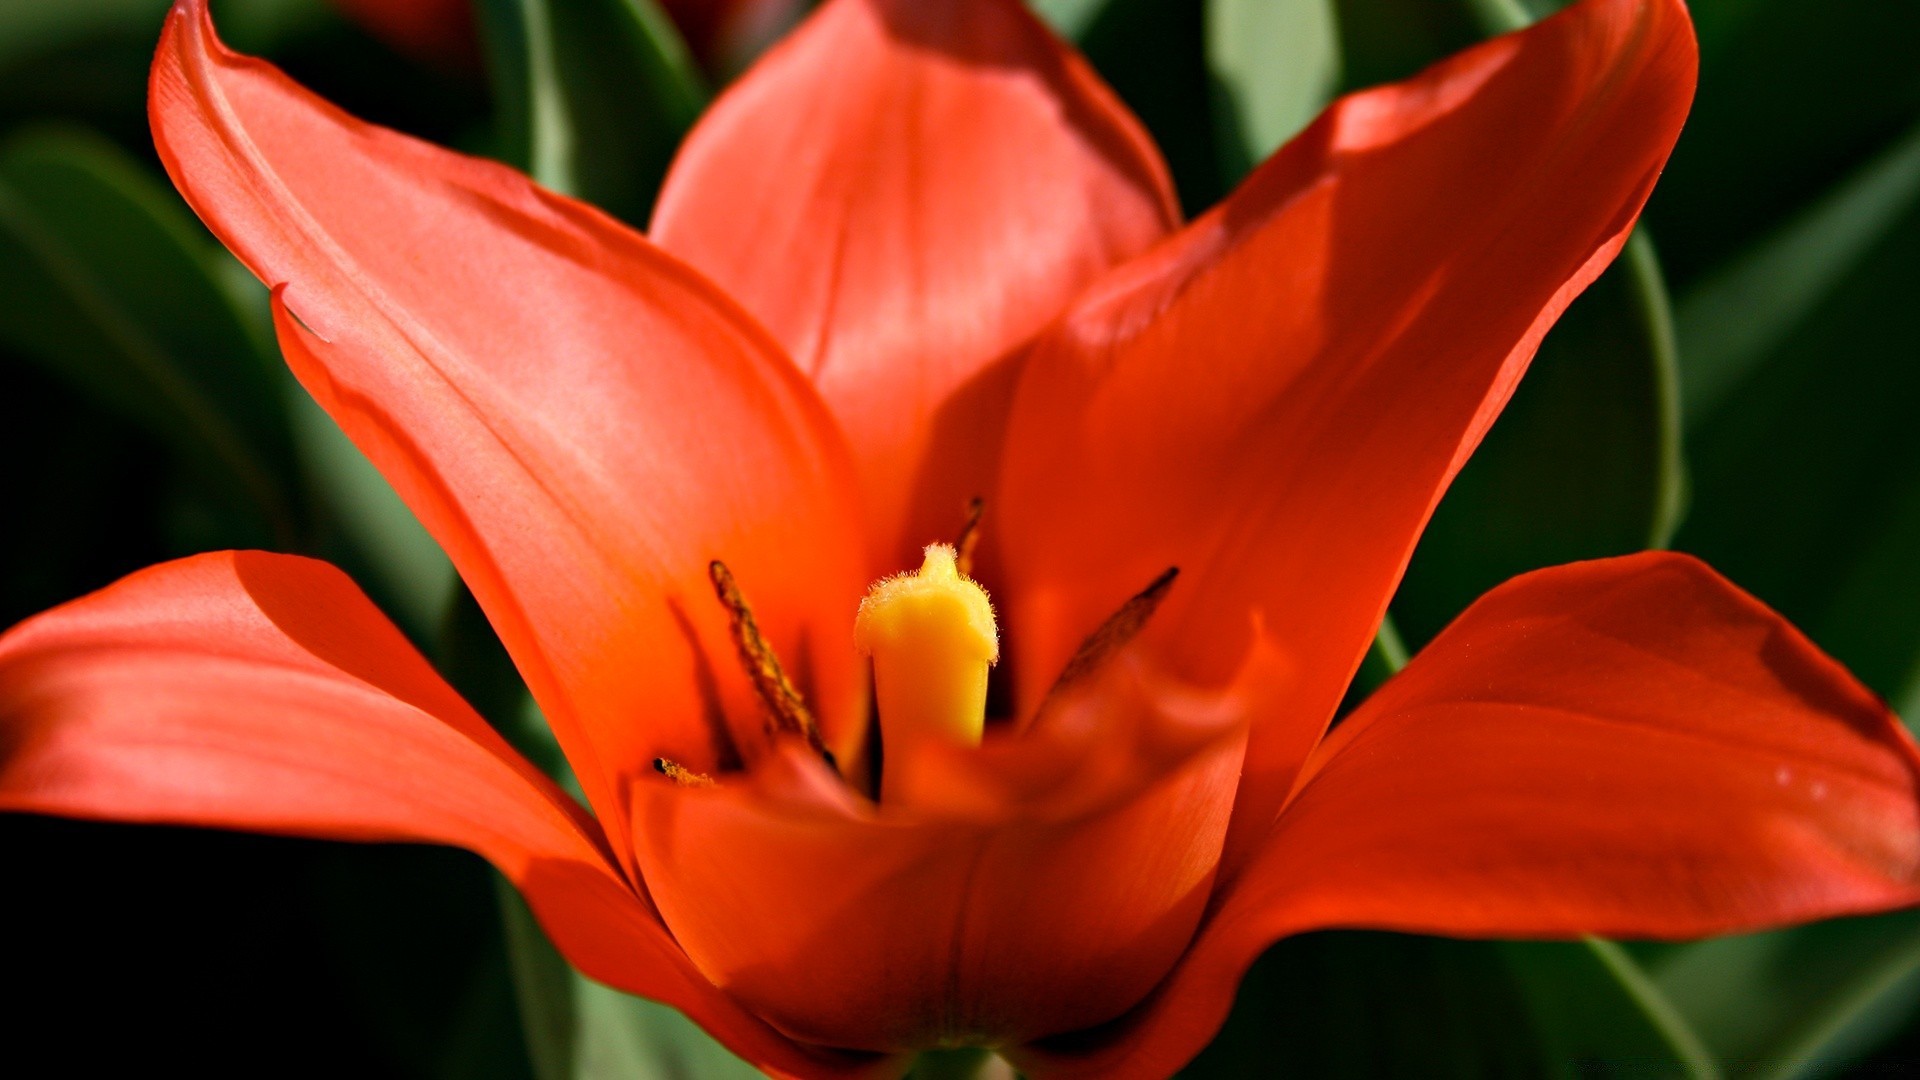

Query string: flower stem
909 1049 1018 1080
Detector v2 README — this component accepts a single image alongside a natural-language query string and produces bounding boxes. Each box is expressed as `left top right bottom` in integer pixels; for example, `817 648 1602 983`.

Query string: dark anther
1044 567 1180 698
654 757 717 787
707 560 835 765
954 497 986 578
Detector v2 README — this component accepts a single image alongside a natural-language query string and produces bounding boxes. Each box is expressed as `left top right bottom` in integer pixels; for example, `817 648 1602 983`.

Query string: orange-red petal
995 0 1698 875
150 0 870 858
651 0 1179 570
630 649 1249 1053
1020 553 1920 1078
0 552 876 1078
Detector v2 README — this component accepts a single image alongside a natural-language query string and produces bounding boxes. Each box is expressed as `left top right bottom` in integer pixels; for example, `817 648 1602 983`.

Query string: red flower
5 0 1918 1076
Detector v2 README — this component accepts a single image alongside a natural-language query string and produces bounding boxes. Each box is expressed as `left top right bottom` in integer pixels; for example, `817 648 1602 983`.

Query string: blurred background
2 0 1916 1076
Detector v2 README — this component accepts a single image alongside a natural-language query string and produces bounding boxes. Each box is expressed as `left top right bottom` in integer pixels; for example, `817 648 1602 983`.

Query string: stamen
1044 567 1179 697
653 757 717 787
953 497 985 579
708 560 835 766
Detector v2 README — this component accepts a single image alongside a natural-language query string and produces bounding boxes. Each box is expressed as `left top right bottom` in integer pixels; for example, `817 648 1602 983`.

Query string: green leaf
1677 118 1920 425
1184 931 1547 1077
1632 914 1920 1080
289 385 456 634
0 0 168 71
0 125 301 544
498 878 580 1080
1205 0 1339 182
1331 0 1478 92
203 0 335 57
1463 0 1532 35
1391 232 1684 646
1032 0 1115 40
1645 0 1920 287
1504 938 1720 1080
477 0 708 225
1676 163 1920 721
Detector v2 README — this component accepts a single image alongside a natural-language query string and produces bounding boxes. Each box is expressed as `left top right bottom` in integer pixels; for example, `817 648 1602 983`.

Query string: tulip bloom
5 0 1919 1076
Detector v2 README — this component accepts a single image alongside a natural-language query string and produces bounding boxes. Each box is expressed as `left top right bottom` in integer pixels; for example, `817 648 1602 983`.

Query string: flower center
667 510 1173 798
854 544 999 802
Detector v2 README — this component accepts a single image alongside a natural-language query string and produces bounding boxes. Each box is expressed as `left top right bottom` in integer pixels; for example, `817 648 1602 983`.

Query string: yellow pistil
854 544 998 800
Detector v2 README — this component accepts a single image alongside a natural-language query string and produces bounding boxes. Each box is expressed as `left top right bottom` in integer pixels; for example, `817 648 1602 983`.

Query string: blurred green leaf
499 876 580 1080
206 0 335 57
477 0 707 225
1205 0 1339 182
1331 0 1478 92
288 385 456 632
1677 176 1920 721
908 1049 1011 1079
1648 0 1920 287
0 0 168 71
0 125 301 544
1392 233 1684 645
1462 0 1530 35
1033 0 1113 39
1505 937 1719 1080
1185 931 1547 1077
1632 913 1920 1080
1678 119 1920 425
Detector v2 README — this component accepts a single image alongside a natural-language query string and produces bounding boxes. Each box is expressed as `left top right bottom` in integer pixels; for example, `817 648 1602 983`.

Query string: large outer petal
650 0 1179 569
149 0 870 854
1021 553 1920 1078
0 552 878 1079
995 0 1697 870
